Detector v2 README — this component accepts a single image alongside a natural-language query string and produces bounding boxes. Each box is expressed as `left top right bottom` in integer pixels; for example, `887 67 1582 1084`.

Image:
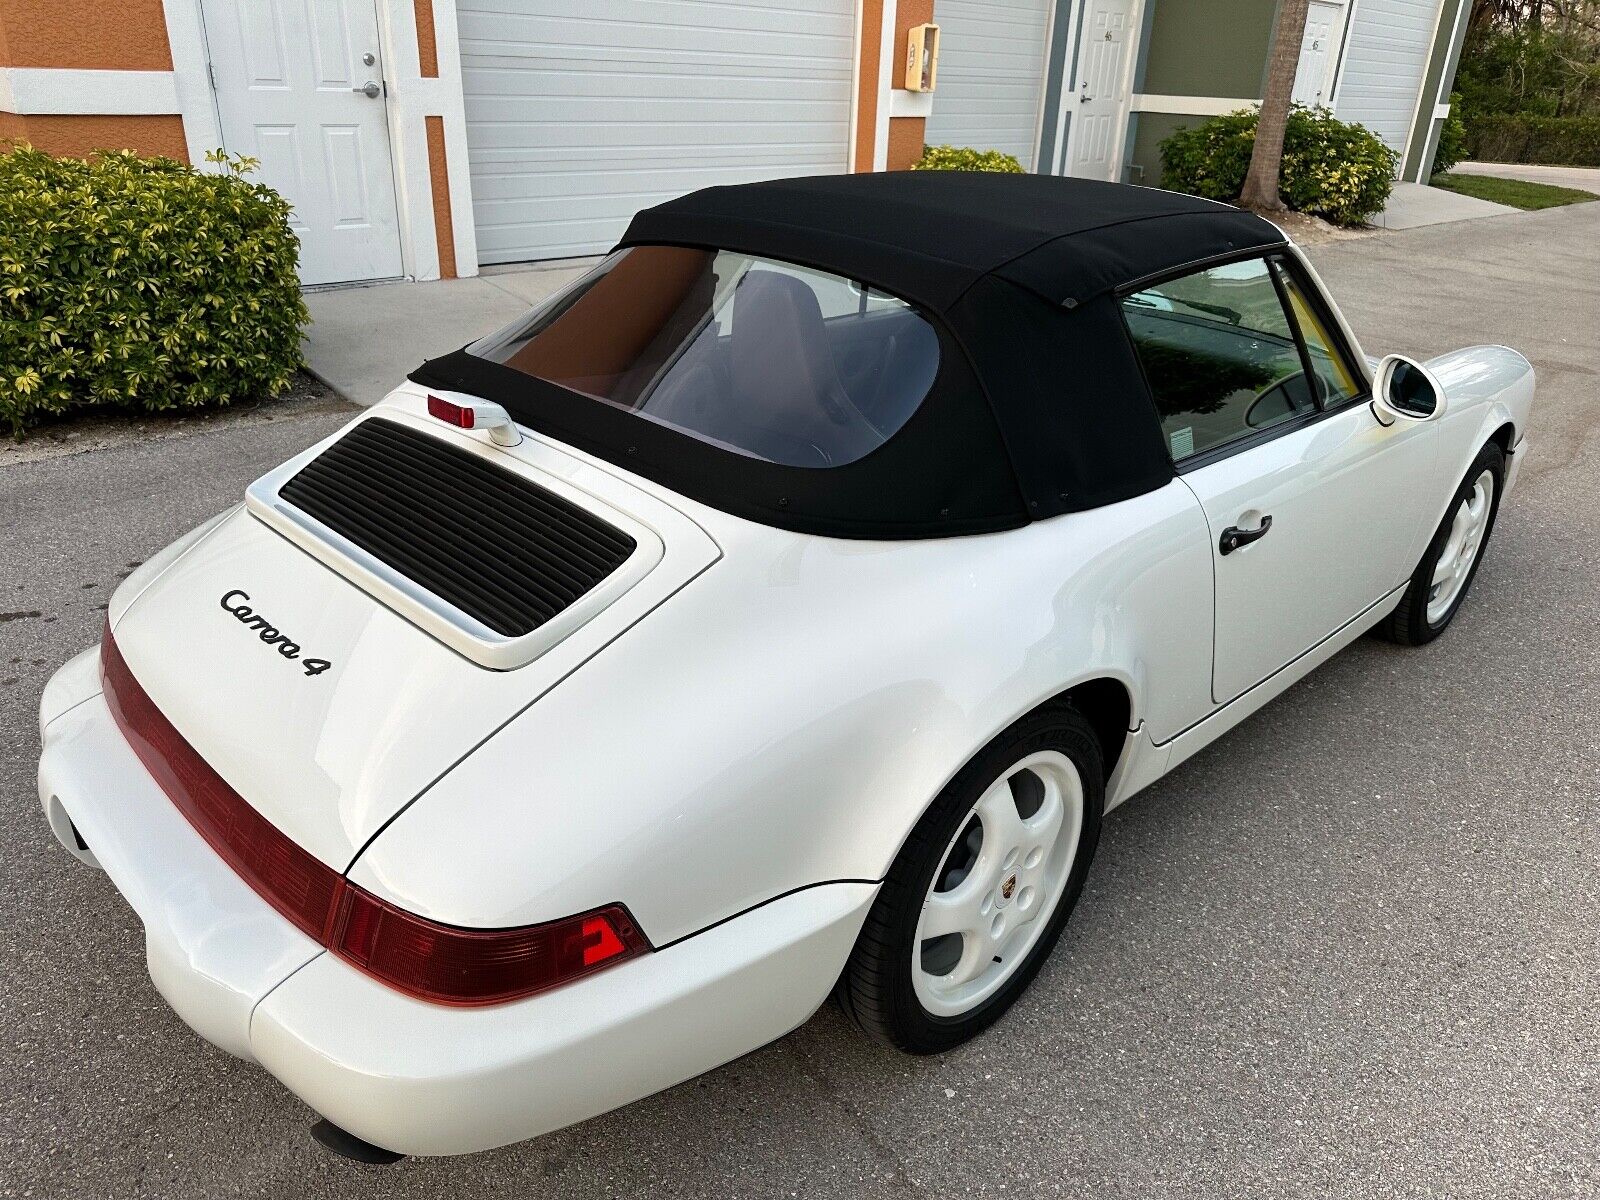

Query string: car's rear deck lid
247 403 671 669
279 418 637 640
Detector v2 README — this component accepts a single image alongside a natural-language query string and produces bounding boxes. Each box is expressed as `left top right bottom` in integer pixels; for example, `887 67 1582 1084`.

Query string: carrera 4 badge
220 590 331 677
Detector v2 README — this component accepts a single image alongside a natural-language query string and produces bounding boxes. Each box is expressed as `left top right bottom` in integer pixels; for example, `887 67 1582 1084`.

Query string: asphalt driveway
2 202 1596 1199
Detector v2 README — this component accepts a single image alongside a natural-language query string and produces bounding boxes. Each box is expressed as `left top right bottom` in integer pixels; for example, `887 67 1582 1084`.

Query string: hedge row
1159 105 1397 227
1465 115 1600 167
913 145 1025 172
0 146 307 436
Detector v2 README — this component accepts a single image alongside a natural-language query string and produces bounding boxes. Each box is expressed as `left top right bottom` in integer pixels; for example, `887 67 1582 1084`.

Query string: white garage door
458 0 855 264
1334 0 1437 161
924 0 1053 170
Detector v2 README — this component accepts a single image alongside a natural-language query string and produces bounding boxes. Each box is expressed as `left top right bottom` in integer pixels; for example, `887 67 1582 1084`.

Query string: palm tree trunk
1241 0 1313 213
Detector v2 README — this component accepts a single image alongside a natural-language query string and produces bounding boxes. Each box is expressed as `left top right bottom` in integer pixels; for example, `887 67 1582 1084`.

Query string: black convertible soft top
412 173 1286 539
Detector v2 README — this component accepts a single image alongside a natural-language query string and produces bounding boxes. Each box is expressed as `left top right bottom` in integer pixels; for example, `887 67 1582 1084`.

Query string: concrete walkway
1370 180 1518 230
303 259 594 405
1454 160 1600 194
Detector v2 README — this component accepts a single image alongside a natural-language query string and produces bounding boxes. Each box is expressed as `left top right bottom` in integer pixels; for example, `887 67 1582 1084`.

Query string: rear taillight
100 623 340 943
329 888 644 1006
100 626 648 1005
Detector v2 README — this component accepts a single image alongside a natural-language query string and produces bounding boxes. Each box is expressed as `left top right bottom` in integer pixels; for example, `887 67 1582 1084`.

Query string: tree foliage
1434 93 1472 173
1459 1 1600 119
0 145 308 436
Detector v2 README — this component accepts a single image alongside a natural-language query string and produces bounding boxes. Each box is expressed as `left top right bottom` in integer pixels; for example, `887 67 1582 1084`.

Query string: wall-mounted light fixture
904 23 940 92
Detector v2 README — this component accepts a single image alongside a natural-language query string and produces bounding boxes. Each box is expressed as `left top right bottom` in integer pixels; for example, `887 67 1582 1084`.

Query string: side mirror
1371 354 1446 426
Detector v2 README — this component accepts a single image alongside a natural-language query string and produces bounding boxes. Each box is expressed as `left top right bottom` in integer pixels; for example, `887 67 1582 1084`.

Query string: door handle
354 80 381 98
1219 514 1272 555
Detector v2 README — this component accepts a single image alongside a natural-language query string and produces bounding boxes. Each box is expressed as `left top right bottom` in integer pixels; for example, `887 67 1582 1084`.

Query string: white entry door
203 0 404 285
1292 0 1346 108
1067 0 1139 181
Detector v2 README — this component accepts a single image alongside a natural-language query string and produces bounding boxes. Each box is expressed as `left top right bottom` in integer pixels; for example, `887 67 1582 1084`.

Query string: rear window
468 246 940 468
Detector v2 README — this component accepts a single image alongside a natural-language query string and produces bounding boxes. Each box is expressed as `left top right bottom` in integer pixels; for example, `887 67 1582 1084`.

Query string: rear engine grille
279 418 636 638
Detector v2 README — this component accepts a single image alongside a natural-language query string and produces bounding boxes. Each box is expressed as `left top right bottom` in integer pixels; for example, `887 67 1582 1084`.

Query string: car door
1121 255 1441 704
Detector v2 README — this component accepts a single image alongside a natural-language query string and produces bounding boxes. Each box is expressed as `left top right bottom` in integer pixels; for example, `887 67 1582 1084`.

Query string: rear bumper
252 880 875 1155
38 647 876 1155
39 651 322 1060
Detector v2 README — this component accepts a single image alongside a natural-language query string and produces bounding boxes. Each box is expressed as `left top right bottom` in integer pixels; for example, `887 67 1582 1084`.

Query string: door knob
354 80 380 98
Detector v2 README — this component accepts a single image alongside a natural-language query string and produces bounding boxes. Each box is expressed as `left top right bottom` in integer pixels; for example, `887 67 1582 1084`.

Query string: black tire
1378 440 1505 646
835 703 1104 1054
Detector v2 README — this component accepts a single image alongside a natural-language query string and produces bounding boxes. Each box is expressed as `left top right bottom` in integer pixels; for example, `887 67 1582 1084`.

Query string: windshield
467 246 941 468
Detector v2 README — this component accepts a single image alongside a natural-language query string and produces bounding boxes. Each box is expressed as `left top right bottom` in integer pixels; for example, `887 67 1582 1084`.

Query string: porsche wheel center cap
999 873 1018 905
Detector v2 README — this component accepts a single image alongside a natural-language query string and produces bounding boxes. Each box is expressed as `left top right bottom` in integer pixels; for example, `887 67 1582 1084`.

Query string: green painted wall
1127 111 1200 185
1139 0 1278 99
1403 0 1469 180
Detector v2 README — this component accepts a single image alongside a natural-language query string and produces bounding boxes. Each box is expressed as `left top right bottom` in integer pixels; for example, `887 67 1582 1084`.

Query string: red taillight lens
101 624 342 943
330 888 645 1006
427 394 474 428
100 626 649 1005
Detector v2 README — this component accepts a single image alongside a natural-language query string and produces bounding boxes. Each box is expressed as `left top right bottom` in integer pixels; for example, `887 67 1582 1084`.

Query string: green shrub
1159 105 1399 226
0 145 308 436
1465 114 1600 167
912 145 1025 173
1432 93 1469 176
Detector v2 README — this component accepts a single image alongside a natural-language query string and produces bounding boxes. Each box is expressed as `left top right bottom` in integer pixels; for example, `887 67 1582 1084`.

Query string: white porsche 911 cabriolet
38 174 1532 1160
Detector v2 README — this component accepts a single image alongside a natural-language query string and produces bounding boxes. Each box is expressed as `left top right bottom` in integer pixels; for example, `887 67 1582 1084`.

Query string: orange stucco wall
0 113 189 161
415 0 441 77
0 0 183 161
853 0 886 172
426 115 458 278
890 0 935 169
888 117 927 171
0 0 173 70
854 0 936 172
894 0 937 84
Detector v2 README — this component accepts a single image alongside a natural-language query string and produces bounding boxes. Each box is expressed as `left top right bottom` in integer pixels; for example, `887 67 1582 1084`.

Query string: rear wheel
836 705 1103 1053
1379 440 1504 646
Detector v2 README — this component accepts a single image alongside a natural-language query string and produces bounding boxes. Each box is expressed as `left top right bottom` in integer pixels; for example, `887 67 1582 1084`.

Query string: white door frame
1027 0 1062 172
159 0 478 281
1045 0 1085 175
1059 0 1144 182
1320 0 1358 109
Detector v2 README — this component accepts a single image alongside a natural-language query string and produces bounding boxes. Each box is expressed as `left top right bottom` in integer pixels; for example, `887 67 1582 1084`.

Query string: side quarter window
1121 257 1315 462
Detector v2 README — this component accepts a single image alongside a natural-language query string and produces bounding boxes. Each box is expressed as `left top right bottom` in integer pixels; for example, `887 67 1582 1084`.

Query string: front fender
1426 345 1535 517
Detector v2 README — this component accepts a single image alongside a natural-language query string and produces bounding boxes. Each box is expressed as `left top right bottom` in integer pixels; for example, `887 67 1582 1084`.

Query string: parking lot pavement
2 203 1596 1199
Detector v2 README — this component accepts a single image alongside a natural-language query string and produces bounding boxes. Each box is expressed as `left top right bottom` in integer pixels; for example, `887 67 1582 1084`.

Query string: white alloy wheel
913 750 1084 1018
1427 469 1496 625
